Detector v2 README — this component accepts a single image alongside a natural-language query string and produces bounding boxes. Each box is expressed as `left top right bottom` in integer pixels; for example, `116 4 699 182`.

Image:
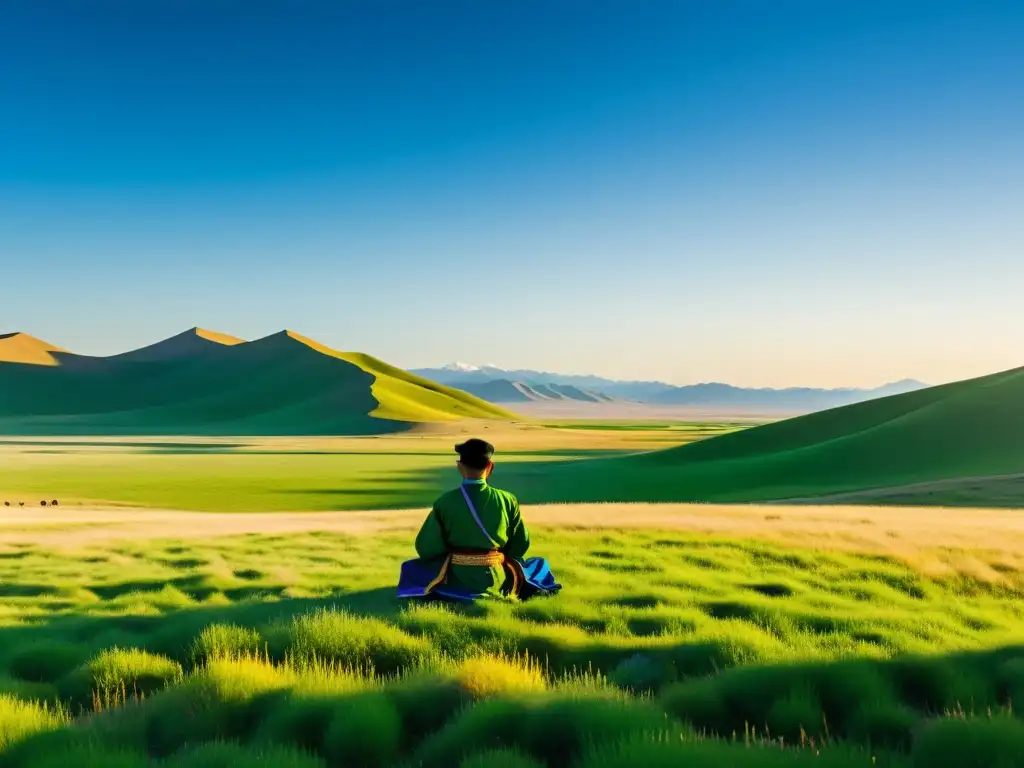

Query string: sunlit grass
2 526 1024 765
0 425 728 511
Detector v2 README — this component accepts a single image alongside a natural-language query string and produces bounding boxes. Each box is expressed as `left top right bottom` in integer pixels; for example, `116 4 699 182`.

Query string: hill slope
509 366 1024 505
0 333 68 366
0 329 515 435
108 327 245 362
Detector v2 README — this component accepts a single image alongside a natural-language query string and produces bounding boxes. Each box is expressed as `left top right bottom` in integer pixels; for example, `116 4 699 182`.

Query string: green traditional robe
414 479 530 598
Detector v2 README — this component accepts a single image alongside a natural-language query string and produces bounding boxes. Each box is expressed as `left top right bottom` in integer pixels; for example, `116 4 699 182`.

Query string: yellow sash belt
451 551 505 567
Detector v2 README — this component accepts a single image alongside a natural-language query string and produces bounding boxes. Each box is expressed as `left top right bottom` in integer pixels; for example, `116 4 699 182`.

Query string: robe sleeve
503 498 530 559
415 504 448 559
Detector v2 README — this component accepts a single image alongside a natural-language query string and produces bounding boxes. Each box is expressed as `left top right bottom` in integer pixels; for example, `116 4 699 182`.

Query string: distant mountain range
411 363 928 412
0 330 513 435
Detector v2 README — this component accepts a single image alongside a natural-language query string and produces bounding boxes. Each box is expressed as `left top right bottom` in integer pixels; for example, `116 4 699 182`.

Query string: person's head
455 438 495 480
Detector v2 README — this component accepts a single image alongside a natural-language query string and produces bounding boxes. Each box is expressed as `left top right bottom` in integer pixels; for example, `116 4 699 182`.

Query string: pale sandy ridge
0 332 67 366
4 503 1024 580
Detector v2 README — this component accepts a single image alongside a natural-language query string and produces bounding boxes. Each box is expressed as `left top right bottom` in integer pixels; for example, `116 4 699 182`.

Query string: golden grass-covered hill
0 328 515 435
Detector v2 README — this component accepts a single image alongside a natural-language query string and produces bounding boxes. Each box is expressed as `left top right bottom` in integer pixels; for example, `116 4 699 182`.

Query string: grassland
4 384 1021 511
0 422 740 512
2 504 1024 766
2 405 1024 764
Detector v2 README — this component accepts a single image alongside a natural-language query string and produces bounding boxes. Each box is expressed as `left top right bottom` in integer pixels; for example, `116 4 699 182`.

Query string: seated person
397 438 560 602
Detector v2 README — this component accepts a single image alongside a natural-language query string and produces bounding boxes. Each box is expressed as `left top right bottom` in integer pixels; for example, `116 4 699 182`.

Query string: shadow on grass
264 459 649 511
0 587 403 668
0 441 250 452
324 459 697 510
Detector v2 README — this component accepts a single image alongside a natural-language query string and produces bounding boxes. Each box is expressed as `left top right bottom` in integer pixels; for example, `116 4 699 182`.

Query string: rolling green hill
509 365 1024 505
0 329 516 435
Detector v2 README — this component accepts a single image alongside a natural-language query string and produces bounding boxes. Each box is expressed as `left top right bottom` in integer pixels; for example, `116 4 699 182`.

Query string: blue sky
1 1 1021 387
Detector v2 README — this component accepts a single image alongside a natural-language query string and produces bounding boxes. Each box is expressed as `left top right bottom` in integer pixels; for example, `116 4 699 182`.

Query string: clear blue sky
2 1 1021 387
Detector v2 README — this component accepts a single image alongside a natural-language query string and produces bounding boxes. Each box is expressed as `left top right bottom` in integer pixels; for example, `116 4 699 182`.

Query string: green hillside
509 365 1024 505
0 329 516 436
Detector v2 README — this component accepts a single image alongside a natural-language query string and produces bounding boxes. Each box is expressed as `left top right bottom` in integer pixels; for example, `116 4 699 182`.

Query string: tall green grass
3 528 1024 764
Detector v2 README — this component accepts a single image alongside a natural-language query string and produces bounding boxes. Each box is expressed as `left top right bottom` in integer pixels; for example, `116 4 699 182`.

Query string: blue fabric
396 555 561 602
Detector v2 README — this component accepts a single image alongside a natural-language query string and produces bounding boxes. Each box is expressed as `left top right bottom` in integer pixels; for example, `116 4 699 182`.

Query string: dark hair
455 438 494 470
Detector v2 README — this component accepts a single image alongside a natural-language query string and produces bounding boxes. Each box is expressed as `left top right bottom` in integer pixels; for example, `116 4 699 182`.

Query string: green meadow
6 361 1024 515
0 422 740 512
4 522 1024 767
2 369 1024 764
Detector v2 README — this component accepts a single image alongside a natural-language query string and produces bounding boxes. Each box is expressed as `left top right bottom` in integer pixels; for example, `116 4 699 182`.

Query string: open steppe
3 376 1024 765
4 493 1024 765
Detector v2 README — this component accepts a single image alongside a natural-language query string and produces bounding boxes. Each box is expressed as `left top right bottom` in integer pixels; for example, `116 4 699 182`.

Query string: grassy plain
3 504 1024 766
3 419 1024 765
0 422 741 512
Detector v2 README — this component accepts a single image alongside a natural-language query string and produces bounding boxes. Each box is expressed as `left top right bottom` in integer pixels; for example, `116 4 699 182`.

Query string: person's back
396 438 560 602
416 476 529 598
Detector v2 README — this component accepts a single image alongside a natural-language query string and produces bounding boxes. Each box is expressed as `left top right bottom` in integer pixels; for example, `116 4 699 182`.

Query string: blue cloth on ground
396 555 561 602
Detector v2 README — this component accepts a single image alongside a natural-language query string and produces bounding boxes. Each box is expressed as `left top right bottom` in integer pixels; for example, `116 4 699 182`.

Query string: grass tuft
191 623 264 663
453 655 547 699
0 694 68 750
289 608 434 675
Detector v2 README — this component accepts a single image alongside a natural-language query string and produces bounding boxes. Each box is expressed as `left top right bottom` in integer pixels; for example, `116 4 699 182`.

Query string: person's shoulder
487 485 520 506
433 487 463 508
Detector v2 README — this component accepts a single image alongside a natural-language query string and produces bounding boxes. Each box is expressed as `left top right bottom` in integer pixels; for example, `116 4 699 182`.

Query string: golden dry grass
4 502 1023 582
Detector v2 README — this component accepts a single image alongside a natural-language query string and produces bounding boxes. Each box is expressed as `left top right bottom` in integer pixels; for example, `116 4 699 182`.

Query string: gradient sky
1 1 1022 388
